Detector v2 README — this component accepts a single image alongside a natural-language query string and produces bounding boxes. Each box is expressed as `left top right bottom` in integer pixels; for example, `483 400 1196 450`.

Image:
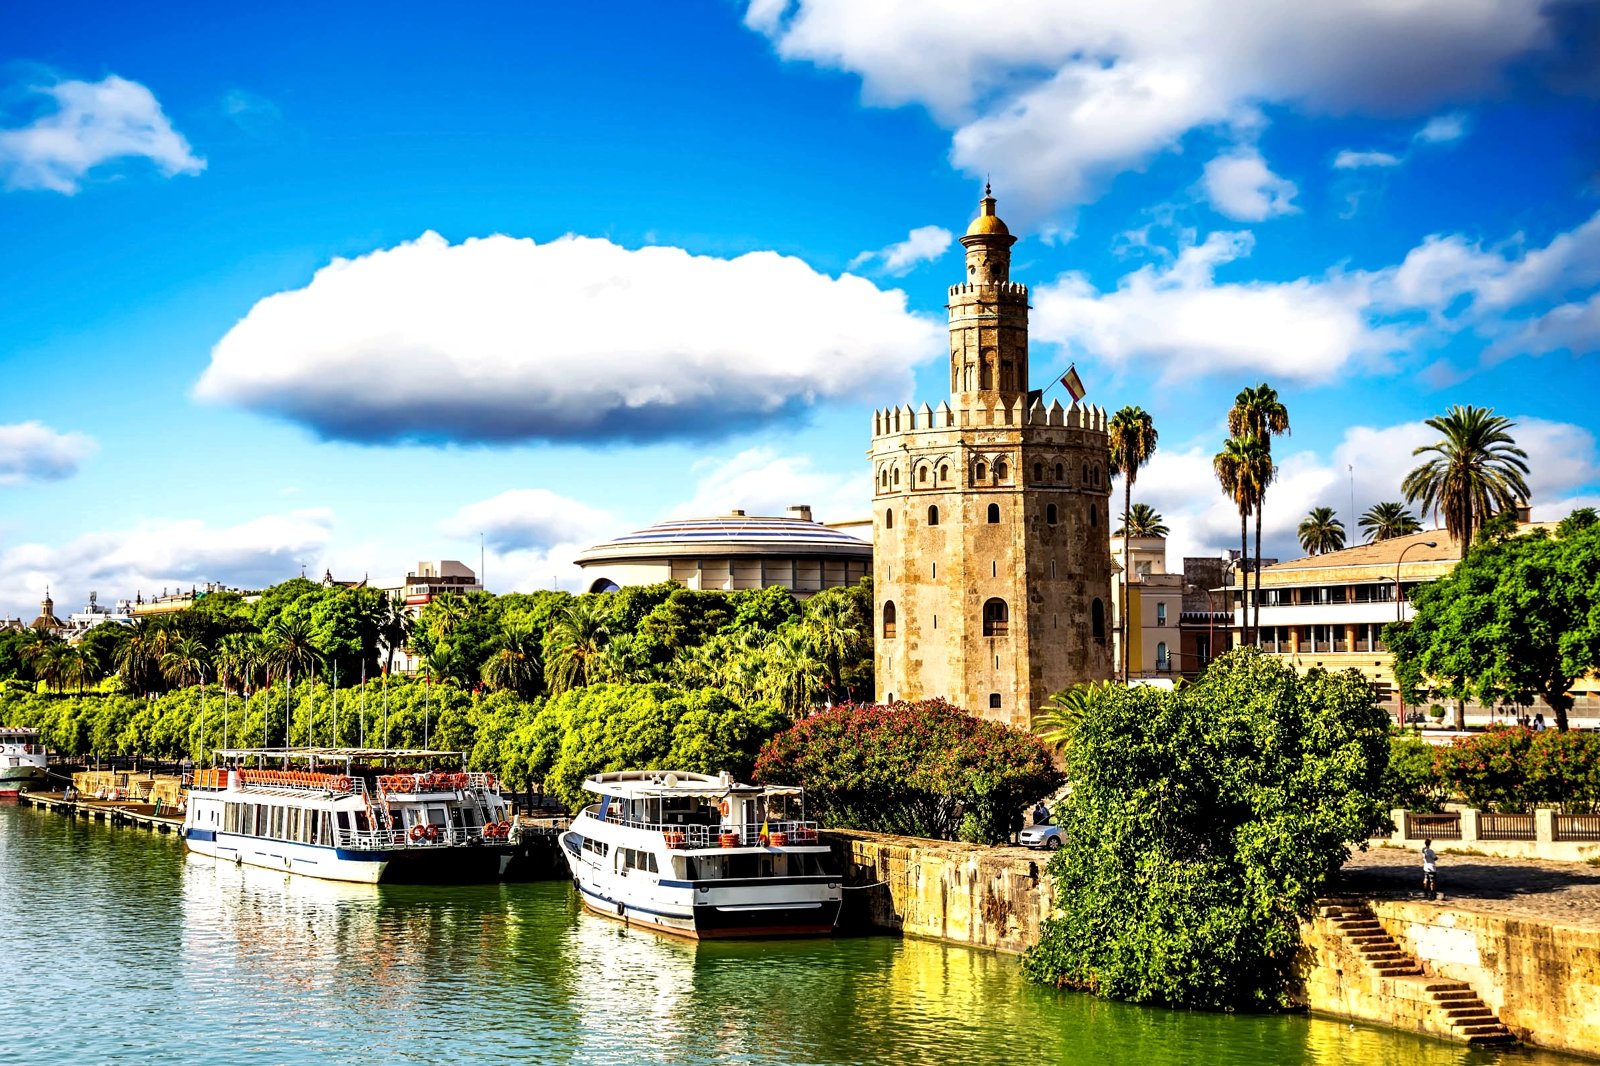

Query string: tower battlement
947 281 1029 300
872 399 1106 439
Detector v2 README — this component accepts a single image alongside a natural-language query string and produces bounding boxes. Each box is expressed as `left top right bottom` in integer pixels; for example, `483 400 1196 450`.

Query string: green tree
801 584 868 703
1386 513 1600 732
1108 405 1159 680
480 617 543 699
1228 385 1291 643
1113 503 1168 538
1033 682 1110 752
1021 650 1389 1009
1213 435 1273 647
544 597 613 694
159 634 210 688
1359 501 1422 543
1296 506 1347 555
1402 404 1531 559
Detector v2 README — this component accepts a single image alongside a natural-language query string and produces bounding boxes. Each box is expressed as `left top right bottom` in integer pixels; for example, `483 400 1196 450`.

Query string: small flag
1061 365 1087 402
760 818 770 846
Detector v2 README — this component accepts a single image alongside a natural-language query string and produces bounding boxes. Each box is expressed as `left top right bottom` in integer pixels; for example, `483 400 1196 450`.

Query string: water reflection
1 806 1588 1066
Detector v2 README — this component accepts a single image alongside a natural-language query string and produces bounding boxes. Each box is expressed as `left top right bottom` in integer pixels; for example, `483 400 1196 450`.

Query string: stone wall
1301 901 1600 1057
824 829 1054 955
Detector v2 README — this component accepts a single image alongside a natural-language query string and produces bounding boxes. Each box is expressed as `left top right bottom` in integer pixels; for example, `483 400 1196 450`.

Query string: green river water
2 804 1587 1066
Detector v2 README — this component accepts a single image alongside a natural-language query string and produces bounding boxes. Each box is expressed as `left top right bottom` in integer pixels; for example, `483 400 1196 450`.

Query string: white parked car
1019 823 1063 850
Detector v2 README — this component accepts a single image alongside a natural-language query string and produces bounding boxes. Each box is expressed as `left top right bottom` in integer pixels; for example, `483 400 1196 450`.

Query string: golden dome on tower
965 182 1010 237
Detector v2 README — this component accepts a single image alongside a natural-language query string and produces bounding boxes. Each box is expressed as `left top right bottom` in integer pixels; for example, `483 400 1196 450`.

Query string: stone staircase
1320 902 1517 1048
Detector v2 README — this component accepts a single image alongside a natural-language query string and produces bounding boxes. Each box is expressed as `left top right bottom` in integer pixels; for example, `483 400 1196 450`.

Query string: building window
976 461 988 480
1082 462 1089 483
882 601 898 639
1055 463 1064 480
987 503 1000 523
1156 602 1167 626
989 693 1002 709
1090 507 1098 528
996 460 1009 480
893 467 900 486
1156 641 1169 671
939 463 950 482
982 598 1009 636
919 466 929 484
1046 503 1058 525
928 505 939 527
884 508 894 530
1092 598 1106 642
1033 462 1043 481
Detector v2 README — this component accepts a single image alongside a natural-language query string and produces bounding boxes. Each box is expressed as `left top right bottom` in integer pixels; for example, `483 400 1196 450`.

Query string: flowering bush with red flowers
1436 726 1600 812
752 698 1061 844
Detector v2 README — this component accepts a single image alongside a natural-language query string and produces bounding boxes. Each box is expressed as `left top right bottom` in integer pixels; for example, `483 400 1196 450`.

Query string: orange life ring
335 776 352 792
409 823 426 841
719 799 730 817
485 774 496 789
396 776 414 793
424 824 440 841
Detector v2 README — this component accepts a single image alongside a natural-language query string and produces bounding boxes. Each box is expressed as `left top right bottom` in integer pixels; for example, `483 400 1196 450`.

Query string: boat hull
0 764 45 797
184 829 513 885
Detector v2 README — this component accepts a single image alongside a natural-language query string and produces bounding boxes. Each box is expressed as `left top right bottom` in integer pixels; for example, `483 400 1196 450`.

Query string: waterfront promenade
1340 846 1600 930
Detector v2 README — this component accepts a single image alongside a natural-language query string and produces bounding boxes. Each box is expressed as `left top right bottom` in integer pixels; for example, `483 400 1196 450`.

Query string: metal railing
1479 813 1536 841
1404 811 1461 840
589 811 820 849
1554 814 1600 842
334 824 507 851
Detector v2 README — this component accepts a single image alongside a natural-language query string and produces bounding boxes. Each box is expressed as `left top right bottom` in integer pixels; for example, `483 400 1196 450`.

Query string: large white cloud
1200 147 1299 221
746 0 1552 215
195 232 942 445
0 510 333 619
0 422 96 486
0 75 204 194
1032 231 1397 383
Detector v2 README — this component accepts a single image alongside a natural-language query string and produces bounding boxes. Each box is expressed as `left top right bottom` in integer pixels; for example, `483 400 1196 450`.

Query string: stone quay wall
824 829 1054 955
1303 900 1600 1057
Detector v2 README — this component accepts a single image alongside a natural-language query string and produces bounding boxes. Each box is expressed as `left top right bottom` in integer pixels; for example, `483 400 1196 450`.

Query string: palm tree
1228 384 1290 641
1403 404 1532 558
480 618 542 699
264 617 321 747
1359 501 1422 543
802 592 864 702
1108 405 1159 681
1033 683 1108 751
377 596 410 675
1114 503 1169 538
1297 507 1347 555
1214 434 1274 648
760 628 826 714
159 635 210 688
544 598 612 695
112 618 174 695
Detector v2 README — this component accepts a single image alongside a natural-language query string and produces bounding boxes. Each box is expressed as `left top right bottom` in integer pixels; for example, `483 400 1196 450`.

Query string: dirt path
1339 845 1600 930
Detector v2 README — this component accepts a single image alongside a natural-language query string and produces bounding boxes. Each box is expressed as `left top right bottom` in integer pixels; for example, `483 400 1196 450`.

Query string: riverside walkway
1340 845 1600 930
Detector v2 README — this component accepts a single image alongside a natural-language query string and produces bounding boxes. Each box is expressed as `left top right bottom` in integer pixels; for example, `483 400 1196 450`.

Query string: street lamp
1393 539 1438 728
1395 540 1439 621
1185 582 1220 666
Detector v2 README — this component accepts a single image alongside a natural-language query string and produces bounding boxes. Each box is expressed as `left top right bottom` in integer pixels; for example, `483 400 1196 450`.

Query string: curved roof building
574 505 870 597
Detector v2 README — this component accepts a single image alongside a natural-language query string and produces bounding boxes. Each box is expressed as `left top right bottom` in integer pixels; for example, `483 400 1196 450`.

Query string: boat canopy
581 769 801 800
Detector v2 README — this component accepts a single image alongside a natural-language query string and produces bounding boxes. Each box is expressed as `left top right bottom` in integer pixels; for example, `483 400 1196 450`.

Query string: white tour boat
184 747 518 884
562 770 842 938
0 727 47 798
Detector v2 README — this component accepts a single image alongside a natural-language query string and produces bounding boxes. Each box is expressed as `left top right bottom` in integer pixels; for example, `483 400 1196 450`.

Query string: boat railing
200 768 368 795
375 771 501 796
334 823 514 851
590 812 822 848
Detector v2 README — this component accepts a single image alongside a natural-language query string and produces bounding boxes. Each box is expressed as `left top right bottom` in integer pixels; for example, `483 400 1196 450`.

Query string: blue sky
2 0 1598 617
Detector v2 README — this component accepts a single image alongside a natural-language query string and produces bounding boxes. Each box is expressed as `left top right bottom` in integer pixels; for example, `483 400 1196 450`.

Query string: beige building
573 506 870 597
870 189 1115 730
1110 535 1184 680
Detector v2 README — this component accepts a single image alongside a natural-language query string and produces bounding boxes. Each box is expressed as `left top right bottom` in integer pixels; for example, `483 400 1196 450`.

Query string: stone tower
870 188 1115 730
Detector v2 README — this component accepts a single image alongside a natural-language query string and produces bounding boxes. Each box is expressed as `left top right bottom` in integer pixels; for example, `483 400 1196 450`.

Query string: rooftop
575 510 871 565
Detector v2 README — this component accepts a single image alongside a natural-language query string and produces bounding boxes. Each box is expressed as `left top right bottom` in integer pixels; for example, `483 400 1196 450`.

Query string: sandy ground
1339 845 1600 930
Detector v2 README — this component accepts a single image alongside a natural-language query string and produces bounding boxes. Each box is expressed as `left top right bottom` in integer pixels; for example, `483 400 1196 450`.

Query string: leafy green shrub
1384 734 1446 813
1021 650 1390 1010
1436 727 1600 813
752 698 1061 845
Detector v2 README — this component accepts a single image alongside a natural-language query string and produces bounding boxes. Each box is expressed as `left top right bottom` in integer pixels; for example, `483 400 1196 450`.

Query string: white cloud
0 422 97 486
1333 149 1403 169
670 447 868 524
746 0 1551 216
1201 147 1299 221
195 231 941 445
849 224 953 275
0 509 333 619
1032 231 1397 383
1415 112 1469 144
1496 292 1600 359
439 488 614 554
0 75 204 194
1124 414 1596 566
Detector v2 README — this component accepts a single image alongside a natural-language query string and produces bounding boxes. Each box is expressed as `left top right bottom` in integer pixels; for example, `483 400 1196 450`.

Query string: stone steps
1319 901 1517 1049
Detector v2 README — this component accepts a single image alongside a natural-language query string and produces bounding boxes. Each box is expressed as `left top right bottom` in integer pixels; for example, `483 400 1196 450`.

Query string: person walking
1032 801 1051 826
1421 838 1438 899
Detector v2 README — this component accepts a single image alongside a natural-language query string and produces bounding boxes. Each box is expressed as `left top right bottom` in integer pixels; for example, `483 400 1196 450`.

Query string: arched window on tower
996 460 1009 481
1082 462 1090 483
1047 503 1058 525
987 503 1000 524
982 598 1009 636
1033 462 1043 482
975 461 988 481
939 463 950 483
1092 598 1106 642
882 601 898 639
927 505 939 527
919 466 929 485
893 467 901 486
1055 462 1064 480
884 508 894 530
1090 507 1098 528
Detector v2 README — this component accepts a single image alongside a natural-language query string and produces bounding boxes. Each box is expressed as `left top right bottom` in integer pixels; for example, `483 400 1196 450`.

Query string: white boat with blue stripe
562 770 841 939
183 747 517 884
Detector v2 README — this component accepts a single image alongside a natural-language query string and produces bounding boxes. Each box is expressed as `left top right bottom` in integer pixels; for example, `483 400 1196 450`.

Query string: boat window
336 812 350 830
353 811 370 832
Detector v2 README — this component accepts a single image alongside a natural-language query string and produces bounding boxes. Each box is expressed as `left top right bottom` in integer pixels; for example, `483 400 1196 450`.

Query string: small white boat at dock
0 727 47 798
183 747 517 884
562 770 841 938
